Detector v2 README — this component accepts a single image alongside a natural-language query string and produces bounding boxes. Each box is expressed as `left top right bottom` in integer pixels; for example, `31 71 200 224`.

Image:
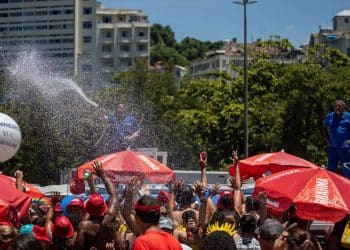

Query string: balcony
100 52 113 59
135 37 148 43
118 52 132 58
118 37 132 43
99 38 114 44
135 51 149 57
97 23 114 29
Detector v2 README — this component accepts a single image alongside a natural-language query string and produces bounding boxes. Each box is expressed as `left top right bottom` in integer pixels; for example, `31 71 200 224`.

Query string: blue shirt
112 114 139 138
323 111 350 148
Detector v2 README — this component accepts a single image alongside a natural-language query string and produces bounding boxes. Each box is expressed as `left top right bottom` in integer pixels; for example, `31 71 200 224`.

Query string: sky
100 0 350 47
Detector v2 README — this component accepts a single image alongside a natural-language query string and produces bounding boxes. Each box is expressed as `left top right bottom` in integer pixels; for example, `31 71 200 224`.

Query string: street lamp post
233 0 256 157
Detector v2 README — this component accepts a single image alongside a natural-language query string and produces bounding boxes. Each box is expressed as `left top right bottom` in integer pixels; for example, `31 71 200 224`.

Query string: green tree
150 44 188 66
175 37 206 61
150 23 176 47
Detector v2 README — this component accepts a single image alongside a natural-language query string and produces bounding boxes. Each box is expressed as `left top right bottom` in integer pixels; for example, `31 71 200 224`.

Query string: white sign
0 113 21 162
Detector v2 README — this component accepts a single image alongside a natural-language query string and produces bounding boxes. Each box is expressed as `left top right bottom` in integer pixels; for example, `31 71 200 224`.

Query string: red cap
157 190 170 203
54 203 62 213
67 198 84 212
70 178 85 194
51 216 74 239
84 193 107 217
33 225 50 242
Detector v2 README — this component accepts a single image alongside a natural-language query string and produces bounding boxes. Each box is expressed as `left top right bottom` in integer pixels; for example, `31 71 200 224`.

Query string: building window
137 44 146 51
9 26 22 31
129 16 138 22
82 21 92 29
49 39 61 44
65 9 74 14
23 11 34 16
120 45 129 52
345 17 349 24
9 12 22 17
103 31 112 38
347 48 350 56
35 11 47 15
36 25 47 30
121 30 129 37
63 24 74 29
83 7 92 15
0 0 9 3
23 26 34 30
138 31 145 37
83 36 91 43
62 38 73 43
49 10 61 15
0 13 8 17
102 45 111 53
49 24 61 29
102 16 112 23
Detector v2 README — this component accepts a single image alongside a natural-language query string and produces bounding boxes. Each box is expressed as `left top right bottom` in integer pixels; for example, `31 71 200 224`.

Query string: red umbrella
229 150 319 180
0 174 32 224
0 174 44 199
253 168 350 222
77 150 175 184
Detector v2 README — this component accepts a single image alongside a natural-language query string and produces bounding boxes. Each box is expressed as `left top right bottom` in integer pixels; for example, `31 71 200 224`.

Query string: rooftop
336 9 350 17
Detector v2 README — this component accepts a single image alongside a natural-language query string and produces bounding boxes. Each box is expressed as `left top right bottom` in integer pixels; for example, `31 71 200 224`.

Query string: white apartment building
310 9 350 56
190 50 238 78
95 3 150 78
0 0 96 77
0 0 150 84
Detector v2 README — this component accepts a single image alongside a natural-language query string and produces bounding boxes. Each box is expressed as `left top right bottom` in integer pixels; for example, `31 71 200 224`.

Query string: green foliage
150 24 225 64
256 35 294 52
175 37 207 61
150 23 176 47
4 31 350 182
150 44 188 66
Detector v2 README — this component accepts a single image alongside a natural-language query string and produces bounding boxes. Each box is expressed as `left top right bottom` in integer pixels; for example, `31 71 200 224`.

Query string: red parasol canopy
229 150 319 180
77 150 175 184
0 174 44 199
253 168 350 222
0 174 32 224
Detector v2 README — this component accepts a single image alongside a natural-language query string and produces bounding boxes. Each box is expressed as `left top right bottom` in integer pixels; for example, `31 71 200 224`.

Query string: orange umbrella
0 174 32 224
0 173 44 199
77 150 175 184
229 150 319 180
253 168 350 222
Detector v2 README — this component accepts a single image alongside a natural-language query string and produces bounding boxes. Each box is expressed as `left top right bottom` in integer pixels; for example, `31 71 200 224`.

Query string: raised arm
231 150 242 214
85 169 97 194
122 177 141 236
199 151 208 187
92 162 119 226
194 180 207 229
14 170 25 192
45 191 60 240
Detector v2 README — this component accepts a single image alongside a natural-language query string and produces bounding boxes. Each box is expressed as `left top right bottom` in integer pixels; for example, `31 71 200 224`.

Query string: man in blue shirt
108 103 140 152
322 100 350 177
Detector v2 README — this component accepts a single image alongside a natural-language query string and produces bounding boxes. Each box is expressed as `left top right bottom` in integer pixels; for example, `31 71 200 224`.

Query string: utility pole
233 0 257 157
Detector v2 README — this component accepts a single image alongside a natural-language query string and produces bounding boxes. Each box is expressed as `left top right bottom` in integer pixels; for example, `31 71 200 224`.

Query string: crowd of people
0 100 349 249
1 150 347 250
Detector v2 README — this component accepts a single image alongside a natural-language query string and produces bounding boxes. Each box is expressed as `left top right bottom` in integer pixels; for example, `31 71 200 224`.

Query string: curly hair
286 227 320 250
175 185 195 206
200 231 237 250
